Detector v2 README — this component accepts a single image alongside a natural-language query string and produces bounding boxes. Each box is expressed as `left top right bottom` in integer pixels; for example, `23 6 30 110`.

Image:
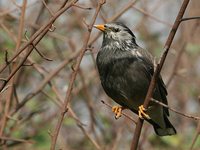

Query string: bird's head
94 22 137 50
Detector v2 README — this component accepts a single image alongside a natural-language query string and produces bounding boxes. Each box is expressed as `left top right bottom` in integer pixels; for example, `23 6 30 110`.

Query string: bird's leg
138 105 150 120
112 106 124 119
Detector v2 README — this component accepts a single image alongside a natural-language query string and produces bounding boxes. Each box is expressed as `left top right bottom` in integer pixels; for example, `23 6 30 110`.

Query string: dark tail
153 115 176 136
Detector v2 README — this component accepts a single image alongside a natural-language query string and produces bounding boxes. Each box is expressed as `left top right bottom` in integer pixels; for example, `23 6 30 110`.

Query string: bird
94 22 176 136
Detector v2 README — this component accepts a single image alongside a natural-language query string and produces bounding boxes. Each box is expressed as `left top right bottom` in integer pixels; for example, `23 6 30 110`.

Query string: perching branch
101 100 137 124
130 0 191 149
151 98 200 120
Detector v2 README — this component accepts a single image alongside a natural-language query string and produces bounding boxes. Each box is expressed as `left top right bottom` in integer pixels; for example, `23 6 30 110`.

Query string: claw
138 105 150 120
112 106 123 119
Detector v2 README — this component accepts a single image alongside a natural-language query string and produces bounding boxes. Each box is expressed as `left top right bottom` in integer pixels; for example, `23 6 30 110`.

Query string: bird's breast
96 48 147 102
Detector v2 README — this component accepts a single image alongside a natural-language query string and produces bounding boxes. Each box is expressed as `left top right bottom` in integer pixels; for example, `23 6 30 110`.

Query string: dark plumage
95 22 176 136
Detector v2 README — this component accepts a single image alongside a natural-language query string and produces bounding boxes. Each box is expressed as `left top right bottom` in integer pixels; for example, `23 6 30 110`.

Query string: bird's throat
102 38 137 52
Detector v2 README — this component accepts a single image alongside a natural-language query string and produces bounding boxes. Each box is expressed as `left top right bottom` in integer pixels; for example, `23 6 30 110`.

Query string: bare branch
151 98 200 120
0 136 34 144
101 100 137 124
181 16 200 22
131 0 191 149
50 1 106 149
0 0 79 91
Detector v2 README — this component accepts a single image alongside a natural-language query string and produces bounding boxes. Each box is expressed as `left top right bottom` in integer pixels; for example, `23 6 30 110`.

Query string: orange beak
93 24 105 31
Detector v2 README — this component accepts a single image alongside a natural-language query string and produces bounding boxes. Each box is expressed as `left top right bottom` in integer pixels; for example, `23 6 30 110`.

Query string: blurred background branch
0 0 200 150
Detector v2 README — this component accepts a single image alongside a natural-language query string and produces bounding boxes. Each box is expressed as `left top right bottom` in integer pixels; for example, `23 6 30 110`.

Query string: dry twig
50 1 106 149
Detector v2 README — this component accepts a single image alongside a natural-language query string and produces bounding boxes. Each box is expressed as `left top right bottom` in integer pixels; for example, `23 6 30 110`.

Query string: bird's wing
135 47 169 115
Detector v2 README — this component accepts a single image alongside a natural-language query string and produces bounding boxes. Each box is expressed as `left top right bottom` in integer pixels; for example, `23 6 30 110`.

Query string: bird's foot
138 105 150 120
112 106 124 119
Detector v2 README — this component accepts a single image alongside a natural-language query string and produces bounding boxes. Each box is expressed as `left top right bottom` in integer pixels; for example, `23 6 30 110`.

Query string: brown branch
132 5 173 27
12 53 76 114
73 4 92 10
33 45 53 61
78 69 99 140
107 0 138 22
111 127 123 150
130 0 191 149
0 0 38 18
77 123 101 150
42 82 102 149
42 0 55 17
50 1 106 149
0 0 27 143
24 31 53 61
181 16 200 22
0 23 17 43
151 98 200 120
4 50 9 65
0 136 34 144
167 18 200 87
11 48 95 115
190 121 200 150
166 43 186 87
189 96 200 150
0 0 78 92
0 0 77 74
15 0 27 51
101 100 137 124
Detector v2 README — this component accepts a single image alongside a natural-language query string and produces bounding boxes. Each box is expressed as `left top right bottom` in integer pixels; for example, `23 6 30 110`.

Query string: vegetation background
0 0 200 149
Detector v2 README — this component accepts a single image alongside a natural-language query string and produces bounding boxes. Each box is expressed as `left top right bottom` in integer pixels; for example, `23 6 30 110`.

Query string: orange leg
112 106 125 119
138 105 150 120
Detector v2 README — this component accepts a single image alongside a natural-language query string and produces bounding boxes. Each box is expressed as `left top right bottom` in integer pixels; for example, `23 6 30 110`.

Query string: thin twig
0 0 78 92
166 43 186 87
189 96 200 150
132 5 173 27
50 1 106 149
73 4 92 10
12 51 77 114
181 16 200 22
101 100 137 124
42 0 55 17
24 31 53 61
0 0 39 18
0 136 34 144
189 123 200 150
0 0 27 142
107 0 138 22
77 123 101 150
151 98 200 120
0 23 17 43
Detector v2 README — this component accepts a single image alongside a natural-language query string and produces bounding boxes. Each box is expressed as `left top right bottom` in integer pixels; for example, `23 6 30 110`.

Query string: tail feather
153 115 176 136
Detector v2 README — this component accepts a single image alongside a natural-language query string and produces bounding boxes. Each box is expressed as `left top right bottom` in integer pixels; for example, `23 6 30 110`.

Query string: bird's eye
114 28 120 32
111 27 119 32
